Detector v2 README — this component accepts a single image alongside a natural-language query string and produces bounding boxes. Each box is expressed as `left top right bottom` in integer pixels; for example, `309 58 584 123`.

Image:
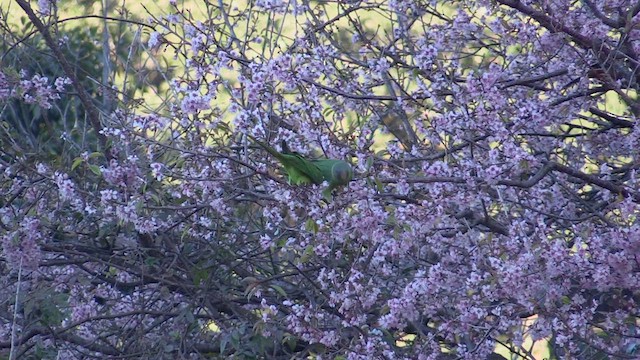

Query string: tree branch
15 0 111 158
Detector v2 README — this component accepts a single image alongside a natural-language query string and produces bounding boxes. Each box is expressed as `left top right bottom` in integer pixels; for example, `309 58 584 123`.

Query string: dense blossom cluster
0 71 70 109
1 0 640 359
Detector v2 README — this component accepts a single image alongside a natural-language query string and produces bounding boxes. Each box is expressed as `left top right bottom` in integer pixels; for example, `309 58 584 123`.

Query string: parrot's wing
281 153 325 185
250 137 325 185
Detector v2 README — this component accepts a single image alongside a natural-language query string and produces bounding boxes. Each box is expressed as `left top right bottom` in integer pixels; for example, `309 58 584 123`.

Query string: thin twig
9 258 22 360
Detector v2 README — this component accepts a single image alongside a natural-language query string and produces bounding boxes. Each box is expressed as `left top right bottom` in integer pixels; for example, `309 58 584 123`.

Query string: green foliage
0 25 102 155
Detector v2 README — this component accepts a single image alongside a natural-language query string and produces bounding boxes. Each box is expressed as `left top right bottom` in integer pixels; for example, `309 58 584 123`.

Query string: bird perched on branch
249 136 353 201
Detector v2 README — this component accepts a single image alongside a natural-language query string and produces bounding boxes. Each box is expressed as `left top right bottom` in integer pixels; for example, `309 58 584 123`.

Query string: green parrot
250 136 353 200
311 158 354 200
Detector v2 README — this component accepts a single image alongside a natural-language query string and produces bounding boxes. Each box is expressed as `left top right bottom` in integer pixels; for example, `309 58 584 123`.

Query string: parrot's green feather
249 135 353 200
313 159 354 201
251 138 324 185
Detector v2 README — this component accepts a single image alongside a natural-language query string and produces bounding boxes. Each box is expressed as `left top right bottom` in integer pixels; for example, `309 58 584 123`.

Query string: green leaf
193 267 209 286
185 310 195 324
365 156 374 170
375 177 384 193
88 164 101 175
269 284 287 297
305 218 318 233
144 257 158 266
220 337 228 354
283 334 297 351
71 157 83 170
230 330 241 349
41 302 64 326
300 245 314 263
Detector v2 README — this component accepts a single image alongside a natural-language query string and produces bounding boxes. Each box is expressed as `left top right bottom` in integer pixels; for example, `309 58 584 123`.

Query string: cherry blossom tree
1 0 640 358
